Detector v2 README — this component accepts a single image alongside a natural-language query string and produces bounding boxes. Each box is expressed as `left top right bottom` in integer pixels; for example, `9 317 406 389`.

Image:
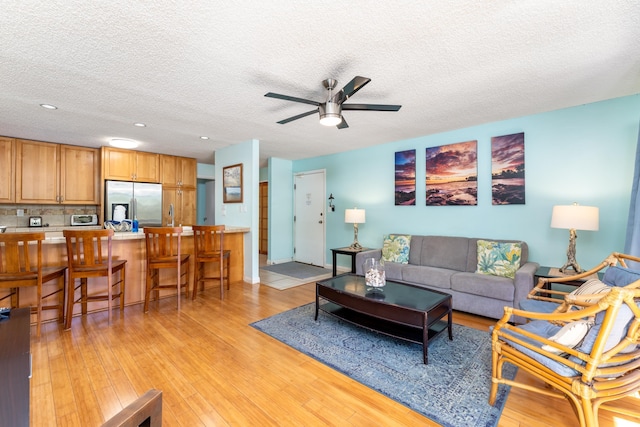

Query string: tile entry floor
259 254 333 290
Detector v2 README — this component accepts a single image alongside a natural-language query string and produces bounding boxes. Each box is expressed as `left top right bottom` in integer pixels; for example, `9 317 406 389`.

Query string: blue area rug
251 303 516 427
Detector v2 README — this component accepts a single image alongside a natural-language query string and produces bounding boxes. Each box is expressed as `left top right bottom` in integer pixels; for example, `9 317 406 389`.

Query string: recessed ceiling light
133 122 146 127
110 138 139 149
200 136 209 140
40 104 57 110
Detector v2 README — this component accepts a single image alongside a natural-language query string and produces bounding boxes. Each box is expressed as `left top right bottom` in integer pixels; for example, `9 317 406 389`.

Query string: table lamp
550 203 599 273
345 208 365 250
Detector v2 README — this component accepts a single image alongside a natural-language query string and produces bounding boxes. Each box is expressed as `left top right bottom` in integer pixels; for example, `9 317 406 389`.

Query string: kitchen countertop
3 225 250 243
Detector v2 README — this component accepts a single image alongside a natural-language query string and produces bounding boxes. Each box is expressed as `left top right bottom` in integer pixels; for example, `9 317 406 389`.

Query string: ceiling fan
264 76 401 129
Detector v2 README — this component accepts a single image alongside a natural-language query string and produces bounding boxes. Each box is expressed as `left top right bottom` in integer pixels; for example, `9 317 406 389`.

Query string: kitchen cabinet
15 139 58 203
0 137 15 203
60 145 100 204
102 147 160 183
161 154 196 226
162 187 195 227
160 155 196 188
15 140 99 204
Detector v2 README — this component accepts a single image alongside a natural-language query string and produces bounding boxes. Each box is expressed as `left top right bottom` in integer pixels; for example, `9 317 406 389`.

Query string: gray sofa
355 235 539 323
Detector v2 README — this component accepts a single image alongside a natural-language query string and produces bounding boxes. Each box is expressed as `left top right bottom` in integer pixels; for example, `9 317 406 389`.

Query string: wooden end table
330 247 370 276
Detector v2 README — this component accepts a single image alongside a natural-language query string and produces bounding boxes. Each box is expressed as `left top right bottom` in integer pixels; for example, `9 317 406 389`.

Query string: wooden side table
331 247 370 276
535 266 604 286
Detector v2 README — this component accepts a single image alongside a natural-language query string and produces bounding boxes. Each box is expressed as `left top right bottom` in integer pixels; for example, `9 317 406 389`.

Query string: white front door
294 170 325 266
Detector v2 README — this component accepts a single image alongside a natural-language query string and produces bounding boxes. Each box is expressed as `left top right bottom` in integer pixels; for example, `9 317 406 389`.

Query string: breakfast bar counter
8 226 249 324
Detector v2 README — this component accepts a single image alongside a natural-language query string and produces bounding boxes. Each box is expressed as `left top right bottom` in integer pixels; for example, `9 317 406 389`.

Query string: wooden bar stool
0 232 67 337
192 225 231 299
63 229 126 330
143 227 190 312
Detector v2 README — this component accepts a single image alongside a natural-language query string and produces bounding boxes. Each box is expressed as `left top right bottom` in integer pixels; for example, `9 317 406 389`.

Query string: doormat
260 261 331 280
251 303 516 427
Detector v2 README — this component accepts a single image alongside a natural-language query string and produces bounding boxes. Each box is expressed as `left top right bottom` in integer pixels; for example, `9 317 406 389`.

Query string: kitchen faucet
168 203 174 227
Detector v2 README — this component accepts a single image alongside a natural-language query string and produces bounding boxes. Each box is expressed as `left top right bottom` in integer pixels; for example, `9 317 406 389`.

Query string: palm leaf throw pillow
476 240 522 279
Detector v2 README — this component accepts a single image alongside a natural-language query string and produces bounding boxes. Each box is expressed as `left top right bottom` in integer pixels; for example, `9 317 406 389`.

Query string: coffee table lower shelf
317 302 449 363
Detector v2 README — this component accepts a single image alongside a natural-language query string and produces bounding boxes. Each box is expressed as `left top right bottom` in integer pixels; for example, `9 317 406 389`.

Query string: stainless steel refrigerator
104 180 163 227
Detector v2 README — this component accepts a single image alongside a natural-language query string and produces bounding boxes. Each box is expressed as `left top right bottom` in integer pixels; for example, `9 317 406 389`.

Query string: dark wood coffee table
315 274 452 364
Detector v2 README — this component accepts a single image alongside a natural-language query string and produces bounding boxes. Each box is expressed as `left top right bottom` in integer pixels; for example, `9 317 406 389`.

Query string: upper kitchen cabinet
102 147 160 183
0 137 15 203
160 155 196 188
60 145 100 204
15 140 99 204
15 139 58 203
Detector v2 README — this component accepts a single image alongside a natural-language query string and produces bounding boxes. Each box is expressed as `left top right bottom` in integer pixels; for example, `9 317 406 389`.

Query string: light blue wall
259 167 268 182
216 139 260 282
292 94 640 270
268 157 294 263
196 163 215 225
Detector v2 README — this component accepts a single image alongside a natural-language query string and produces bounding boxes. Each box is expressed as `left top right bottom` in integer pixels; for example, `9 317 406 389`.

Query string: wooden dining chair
143 227 190 312
0 232 66 337
63 229 127 330
192 225 231 299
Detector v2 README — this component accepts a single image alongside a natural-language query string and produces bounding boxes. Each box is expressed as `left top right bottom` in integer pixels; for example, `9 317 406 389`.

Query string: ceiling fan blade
342 103 402 111
332 76 371 104
337 117 349 129
277 109 318 124
265 92 319 106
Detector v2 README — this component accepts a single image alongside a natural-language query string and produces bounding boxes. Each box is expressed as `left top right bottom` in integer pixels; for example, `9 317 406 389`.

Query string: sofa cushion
381 234 411 264
382 261 404 281
451 272 514 301
417 236 470 271
402 265 454 289
476 240 521 279
602 265 640 288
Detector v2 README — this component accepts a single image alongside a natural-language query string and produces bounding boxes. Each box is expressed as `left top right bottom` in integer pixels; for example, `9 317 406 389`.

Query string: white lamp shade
345 208 365 224
550 205 599 231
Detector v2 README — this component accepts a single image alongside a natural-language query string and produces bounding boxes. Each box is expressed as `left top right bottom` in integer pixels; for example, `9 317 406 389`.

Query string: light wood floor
30 281 640 426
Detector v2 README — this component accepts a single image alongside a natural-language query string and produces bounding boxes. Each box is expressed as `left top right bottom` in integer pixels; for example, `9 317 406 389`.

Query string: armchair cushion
603 265 640 287
501 321 581 377
541 320 593 354
566 279 610 304
518 299 562 313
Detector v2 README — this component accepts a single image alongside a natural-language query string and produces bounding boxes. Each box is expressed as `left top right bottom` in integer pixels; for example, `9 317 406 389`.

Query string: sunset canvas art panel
491 132 525 205
395 149 416 205
425 141 477 206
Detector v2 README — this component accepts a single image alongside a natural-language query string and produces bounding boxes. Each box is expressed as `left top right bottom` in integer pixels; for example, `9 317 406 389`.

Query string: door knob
318 220 323 224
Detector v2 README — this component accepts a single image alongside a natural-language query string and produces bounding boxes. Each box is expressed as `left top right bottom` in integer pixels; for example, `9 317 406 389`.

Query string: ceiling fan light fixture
320 114 342 126
319 101 342 126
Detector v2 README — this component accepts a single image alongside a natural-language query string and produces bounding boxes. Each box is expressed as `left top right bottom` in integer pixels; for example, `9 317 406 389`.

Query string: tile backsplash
0 204 98 229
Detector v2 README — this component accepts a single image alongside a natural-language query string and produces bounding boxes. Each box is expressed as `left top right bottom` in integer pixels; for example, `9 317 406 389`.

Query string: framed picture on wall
395 149 416 205
223 163 243 203
491 132 525 205
426 140 478 206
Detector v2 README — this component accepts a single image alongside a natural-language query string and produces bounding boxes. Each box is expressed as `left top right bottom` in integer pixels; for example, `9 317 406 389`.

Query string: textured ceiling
1 1 639 166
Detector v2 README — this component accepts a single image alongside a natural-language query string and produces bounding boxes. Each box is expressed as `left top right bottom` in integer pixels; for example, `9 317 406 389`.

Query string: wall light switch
17 209 24 217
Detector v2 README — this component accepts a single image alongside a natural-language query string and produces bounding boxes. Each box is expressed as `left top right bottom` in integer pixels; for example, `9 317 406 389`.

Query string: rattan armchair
490 286 640 427
520 252 640 314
